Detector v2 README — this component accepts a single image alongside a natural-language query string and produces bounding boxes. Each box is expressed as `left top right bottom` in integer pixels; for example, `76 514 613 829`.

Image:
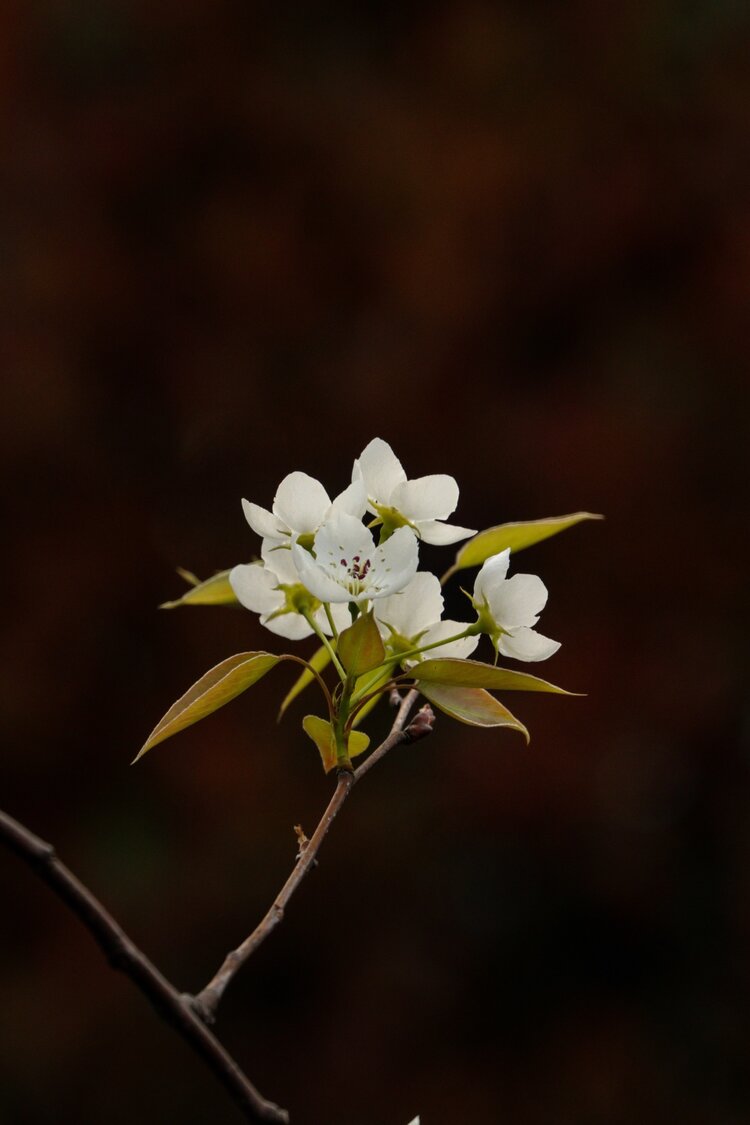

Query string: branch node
293 823 314 864
184 992 217 1025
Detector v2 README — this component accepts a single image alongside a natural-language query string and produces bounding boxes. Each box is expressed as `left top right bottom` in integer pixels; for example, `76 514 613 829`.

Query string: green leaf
347 729 371 760
414 658 576 694
302 716 370 773
160 568 238 608
135 652 281 761
337 611 385 676
278 644 332 721
442 512 603 581
418 683 529 742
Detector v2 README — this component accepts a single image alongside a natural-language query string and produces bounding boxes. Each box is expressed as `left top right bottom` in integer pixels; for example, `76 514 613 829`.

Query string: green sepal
135 652 281 761
302 716 371 773
277 644 332 721
414 658 577 694
418 683 529 742
337 611 386 677
442 512 602 582
160 568 238 608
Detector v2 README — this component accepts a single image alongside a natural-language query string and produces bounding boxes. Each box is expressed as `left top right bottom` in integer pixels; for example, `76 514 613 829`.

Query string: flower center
338 553 372 595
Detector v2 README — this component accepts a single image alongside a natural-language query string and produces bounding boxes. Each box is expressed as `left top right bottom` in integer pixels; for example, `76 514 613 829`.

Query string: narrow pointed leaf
302 715 370 773
337 611 386 676
278 644 332 721
419 683 529 742
414 658 576 694
135 652 280 760
160 568 238 608
442 512 603 581
176 567 200 586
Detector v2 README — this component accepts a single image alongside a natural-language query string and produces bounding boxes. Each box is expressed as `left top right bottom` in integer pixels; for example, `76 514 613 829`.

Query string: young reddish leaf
278 643 332 721
442 512 602 582
160 568 238 608
414 658 576 694
418 683 529 742
337 611 385 677
135 652 280 760
302 716 370 773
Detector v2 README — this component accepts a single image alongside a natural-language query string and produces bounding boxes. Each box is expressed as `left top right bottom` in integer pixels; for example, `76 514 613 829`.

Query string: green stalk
334 674 355 770
303 610 347 682
349 626 474 705
323 603 340 641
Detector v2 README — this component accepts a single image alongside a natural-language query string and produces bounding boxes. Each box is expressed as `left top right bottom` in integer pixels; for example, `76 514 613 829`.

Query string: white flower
375 572 478 663
471 548 560 662
291 511 418 605
230 543 349 640
242 471 367 547
352 437 475 546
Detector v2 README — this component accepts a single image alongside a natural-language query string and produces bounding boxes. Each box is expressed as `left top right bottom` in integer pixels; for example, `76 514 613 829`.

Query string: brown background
1 4 748 1124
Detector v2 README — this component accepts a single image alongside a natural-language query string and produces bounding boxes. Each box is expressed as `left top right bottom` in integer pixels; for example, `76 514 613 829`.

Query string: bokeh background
1 4 748 1124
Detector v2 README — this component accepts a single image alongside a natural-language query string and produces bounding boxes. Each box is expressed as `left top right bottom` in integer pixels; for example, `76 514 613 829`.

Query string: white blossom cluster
230 438 559 663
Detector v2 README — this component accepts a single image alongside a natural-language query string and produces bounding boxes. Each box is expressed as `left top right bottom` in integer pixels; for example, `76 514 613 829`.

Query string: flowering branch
122 437 596 1116
0 808 288 1125
190 688 431 1025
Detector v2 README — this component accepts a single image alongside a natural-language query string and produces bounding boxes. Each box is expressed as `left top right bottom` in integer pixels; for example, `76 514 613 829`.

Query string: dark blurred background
1 3 748 1124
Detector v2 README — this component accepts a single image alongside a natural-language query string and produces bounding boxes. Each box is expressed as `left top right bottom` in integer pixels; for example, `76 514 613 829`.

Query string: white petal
415 519 477 546
314 511 376 568
369 525 419 597
330 478 368 519
242 499 287 539
261 540 300 583
295 513 419 604
352 437 406 503
498 627 560 662
391 474 459 522
229 563 282 615
473 549 511 600
273 472 331 535
261 611 315 641
375 572 444 638
291 539 350 603
419 620 479 660
487 573 548 630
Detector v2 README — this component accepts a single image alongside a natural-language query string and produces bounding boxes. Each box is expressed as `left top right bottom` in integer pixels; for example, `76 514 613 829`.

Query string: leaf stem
282 654 334 722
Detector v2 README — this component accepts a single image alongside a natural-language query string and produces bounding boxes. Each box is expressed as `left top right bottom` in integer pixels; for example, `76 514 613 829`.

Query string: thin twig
0 810 288 1124
191 688 429 1024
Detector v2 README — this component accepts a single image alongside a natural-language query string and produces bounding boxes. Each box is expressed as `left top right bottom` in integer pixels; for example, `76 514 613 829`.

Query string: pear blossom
230 543 349 640
374 572 478 664
470 548 560 662
352 438 475 546
242 471 367 549
291 511 418 605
